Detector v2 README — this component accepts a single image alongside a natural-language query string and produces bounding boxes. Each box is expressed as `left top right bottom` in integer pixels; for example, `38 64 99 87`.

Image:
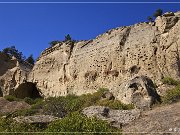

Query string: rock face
82 106 141 128
0 52 32 97
28 12 180 103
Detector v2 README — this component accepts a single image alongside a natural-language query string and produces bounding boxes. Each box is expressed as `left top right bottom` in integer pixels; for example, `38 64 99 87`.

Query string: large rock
0 52 33 97
115 76 160 109
0 98 31 114
82 106 141 128
28 11 180 99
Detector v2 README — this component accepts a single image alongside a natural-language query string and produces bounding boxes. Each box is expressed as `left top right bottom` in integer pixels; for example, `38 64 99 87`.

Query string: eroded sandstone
28 12 180 105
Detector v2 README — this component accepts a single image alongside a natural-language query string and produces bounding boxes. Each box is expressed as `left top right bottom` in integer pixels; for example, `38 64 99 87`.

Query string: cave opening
15 82 42 99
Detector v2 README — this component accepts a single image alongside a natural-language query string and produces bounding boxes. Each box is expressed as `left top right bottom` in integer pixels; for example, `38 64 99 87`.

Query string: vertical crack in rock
174 40 180 76
63 41 75 84
119 27 131 51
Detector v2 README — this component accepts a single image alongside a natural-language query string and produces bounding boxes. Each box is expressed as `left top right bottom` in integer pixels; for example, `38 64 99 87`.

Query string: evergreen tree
147 16 153 22
2 46 25 61
153 9 163 17
26 54 35 65
64 34 72 41
49 40 60 47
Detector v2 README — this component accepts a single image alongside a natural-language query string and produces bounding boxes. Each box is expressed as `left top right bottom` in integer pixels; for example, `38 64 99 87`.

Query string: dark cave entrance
15 82 42 99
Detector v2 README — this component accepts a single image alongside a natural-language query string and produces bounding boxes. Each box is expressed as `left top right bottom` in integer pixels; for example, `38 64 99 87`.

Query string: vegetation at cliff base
161 77 180 104
0 88 131 133
45 112 119 134
162 85 180 104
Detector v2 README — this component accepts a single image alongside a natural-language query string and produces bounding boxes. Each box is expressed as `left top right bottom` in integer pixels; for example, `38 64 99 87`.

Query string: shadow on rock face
14 82 42 99
0 87 3 97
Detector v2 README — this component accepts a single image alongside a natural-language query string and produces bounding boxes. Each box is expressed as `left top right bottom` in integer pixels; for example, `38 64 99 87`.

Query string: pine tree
153 9 163 17
26 54 35 65
2 46 25 61
64 34 72 41
147 16 153 22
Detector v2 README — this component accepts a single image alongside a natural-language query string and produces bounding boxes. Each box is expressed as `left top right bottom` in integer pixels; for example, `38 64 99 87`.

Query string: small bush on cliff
162 77 179 85
153 9 163 17
45 112 119 134
49 40 61 47
147 16 153 22
64 34 72 41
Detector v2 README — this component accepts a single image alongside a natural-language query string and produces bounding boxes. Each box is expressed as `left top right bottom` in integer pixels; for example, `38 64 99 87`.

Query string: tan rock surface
122 102 180 135
0 52 32 96
28 11 180 103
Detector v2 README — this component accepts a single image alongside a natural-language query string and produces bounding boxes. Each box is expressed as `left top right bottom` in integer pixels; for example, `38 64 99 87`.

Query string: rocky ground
122 102 180 135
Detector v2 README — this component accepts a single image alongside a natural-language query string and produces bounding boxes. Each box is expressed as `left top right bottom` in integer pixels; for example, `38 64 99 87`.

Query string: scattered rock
13 115 60 124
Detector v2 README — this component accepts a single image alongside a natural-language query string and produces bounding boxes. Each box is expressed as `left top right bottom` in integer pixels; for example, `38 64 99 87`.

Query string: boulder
0 100 31 114
82 106 140 128
116 76 160 109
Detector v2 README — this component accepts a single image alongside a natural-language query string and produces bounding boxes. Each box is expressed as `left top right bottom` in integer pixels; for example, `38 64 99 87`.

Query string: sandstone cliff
28 11 180 102
0 52 32 96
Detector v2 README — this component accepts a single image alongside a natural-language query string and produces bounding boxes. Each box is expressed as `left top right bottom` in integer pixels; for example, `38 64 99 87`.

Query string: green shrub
4 95 20 102
24 97 43 105
24 97 35 105
0 117 45 134
42 88 133 118
96 99 134 110
43 96 67 117
162 77 179 85
162 85 180 104
45 112 120 135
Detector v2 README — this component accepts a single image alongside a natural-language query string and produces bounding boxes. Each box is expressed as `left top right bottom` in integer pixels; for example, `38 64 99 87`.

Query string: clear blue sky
0 0 179 59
